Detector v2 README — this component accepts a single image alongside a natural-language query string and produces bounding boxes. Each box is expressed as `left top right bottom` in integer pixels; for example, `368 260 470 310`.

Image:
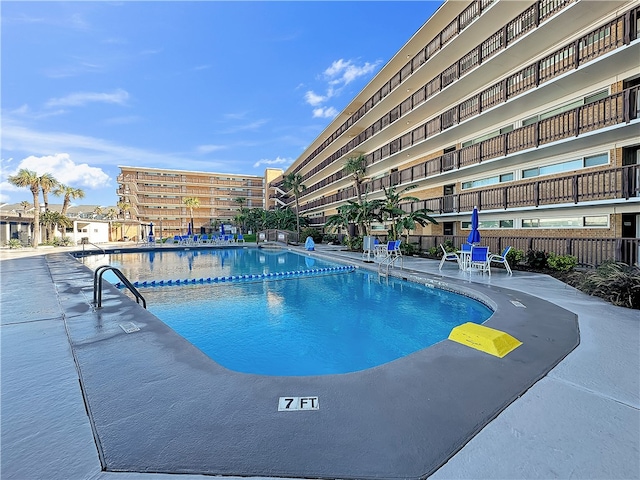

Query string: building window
521 216 609 228
583 216 608 227
522 152 608 179
462 173 513 190
462 219 514 229
523 89 608 125
461 126 514 148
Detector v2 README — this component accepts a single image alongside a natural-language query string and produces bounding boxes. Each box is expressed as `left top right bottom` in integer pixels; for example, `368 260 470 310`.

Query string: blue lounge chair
469 246 491 275
378 240 403 274
489 246 512 275
236 234 245 243
439 244 460 270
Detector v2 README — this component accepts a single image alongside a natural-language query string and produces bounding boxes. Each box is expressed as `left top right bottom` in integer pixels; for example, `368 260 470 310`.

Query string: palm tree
398 208 438 246
54 184 85 217
105 208 117 220
234 197 246 210
41 211 72 243
105 208 118 241
117 201 132 239
282 172 306 238
37 173 58 242
233 197 247 232
7 169 41 247
344 154 368 204
39 173 58 212
19 201 31 217
324 206 353 244
92 206 103 219
183 197 200 233
380 185 421 240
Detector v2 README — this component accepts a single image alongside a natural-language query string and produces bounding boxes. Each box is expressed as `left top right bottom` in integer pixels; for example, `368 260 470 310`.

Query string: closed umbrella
187 222 192 236
467 206 481 244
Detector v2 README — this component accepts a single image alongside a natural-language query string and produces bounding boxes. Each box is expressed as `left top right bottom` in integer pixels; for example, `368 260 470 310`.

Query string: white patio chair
439 244 460 270
468 246 491 275
489 246 513 275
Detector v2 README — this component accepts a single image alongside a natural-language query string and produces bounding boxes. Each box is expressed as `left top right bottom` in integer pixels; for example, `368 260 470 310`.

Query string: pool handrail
93 265 147 309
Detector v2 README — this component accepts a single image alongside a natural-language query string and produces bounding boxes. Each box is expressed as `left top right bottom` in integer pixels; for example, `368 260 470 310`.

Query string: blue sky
1 1 442 207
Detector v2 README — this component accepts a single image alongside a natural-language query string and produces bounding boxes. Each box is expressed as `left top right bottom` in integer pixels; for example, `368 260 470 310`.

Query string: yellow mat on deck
448 322 522 358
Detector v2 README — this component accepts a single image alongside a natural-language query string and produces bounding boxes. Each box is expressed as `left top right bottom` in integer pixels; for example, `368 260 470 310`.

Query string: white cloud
5 154 110 189
196 144 226 154
303 58 381 118
0 120 229 172
312 107 338 119
324 58 380 86
304 90 326 107
253 156 292 168
45 89 129 108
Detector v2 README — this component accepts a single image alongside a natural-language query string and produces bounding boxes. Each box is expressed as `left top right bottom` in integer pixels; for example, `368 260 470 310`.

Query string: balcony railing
284 0 576 181
296 85 639 213
274 4 638 200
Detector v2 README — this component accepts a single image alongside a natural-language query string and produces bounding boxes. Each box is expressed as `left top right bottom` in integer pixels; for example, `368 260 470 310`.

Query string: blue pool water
83 248 493 376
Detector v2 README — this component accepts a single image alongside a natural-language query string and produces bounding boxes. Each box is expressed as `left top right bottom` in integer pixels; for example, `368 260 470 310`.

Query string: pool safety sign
278 396 319 411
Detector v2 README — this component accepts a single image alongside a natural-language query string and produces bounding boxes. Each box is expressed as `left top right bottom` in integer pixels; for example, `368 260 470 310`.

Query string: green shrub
573 261 640 309
526 249 549 269
6 238 22 249
401 242 419 256
345 235 363 251
427 246 438 256
322 234 339 244
53 236 74 247
241 233 256 243
442 239 456 252
300 227 323 244
506 248 525 266
547 253 577 272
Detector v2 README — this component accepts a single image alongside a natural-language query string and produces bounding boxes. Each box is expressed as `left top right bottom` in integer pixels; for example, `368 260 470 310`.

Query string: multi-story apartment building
269 0 640 266
117 166 264 237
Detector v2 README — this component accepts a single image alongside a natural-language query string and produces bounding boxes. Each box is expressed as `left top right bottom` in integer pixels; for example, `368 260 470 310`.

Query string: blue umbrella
467 206 481 244
187 222 192 236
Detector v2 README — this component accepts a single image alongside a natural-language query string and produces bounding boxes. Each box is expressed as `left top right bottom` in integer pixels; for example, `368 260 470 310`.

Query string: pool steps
114 265 356 289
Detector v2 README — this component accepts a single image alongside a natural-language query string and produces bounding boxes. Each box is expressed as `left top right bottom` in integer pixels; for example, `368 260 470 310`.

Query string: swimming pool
83 248 493 375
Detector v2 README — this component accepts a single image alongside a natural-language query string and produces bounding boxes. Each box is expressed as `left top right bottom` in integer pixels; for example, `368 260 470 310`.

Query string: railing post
573 175 579 203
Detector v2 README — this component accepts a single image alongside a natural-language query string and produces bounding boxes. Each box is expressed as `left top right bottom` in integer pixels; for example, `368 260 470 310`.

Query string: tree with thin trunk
38 173 58 241
54 184 85 217
105 208 118 241
344 154 369 236
117 201 132 239
54 184 85 240
39 173 58 212
344 154 368 204
19 201 31 216
282 172 306 239
380 185 422 240
8 169 42 247
183 197 200 233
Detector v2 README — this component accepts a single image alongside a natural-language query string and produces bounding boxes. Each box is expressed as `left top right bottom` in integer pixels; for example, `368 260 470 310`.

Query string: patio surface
1 243 638 480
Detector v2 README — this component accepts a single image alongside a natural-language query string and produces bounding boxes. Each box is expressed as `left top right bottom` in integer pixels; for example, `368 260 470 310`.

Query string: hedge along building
268 0 640 266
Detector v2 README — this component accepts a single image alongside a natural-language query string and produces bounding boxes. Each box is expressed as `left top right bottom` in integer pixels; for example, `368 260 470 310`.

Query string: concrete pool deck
1 243 638 479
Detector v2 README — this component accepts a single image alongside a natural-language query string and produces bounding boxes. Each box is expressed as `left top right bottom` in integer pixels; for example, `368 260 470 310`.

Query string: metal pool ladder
93 265 147 309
